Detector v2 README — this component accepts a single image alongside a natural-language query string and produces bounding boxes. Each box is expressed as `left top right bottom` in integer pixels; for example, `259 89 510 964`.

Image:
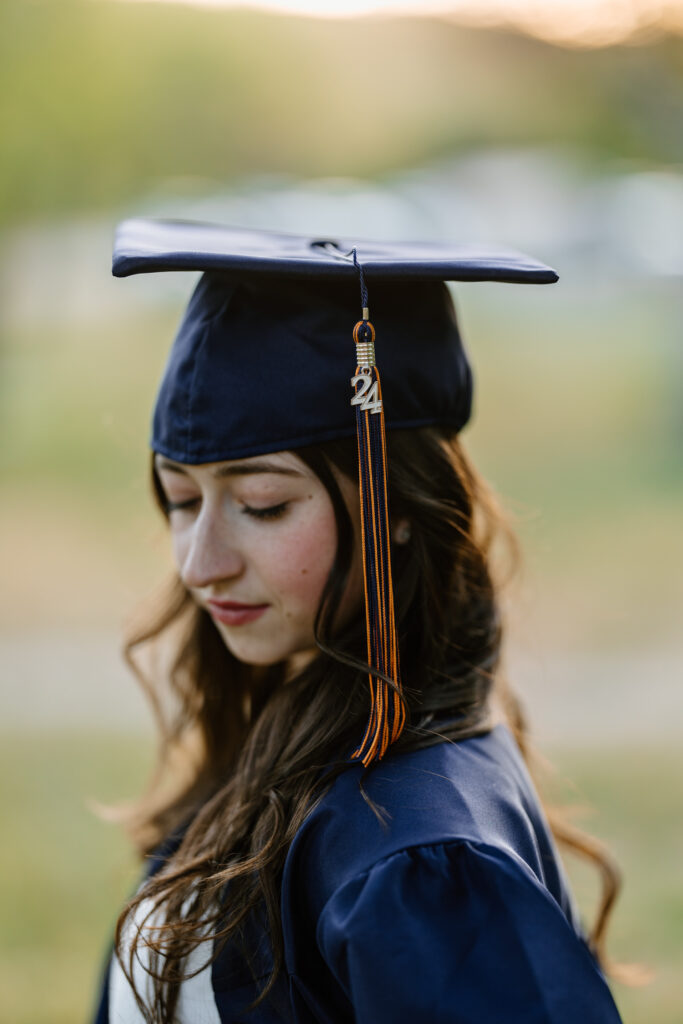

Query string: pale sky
117 0 683 46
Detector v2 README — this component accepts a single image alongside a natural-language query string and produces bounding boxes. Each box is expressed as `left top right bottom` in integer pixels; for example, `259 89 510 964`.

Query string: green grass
0 733 152 1024
0 732 680 1023
548 746 683 1023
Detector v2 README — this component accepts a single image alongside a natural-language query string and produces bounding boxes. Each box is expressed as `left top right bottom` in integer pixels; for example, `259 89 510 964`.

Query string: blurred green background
1 1 682 1021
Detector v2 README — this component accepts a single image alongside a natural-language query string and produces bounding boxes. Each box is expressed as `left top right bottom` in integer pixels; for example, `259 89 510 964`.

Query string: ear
392 517 411 545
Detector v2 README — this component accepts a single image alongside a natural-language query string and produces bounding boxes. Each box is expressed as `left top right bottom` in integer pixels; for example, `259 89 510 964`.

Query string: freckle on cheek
301 568 308 575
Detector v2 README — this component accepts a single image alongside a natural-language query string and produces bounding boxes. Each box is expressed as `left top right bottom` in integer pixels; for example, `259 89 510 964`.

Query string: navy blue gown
92 723 623 1023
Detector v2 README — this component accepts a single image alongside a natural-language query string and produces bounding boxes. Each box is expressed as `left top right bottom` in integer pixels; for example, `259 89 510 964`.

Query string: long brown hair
113 426 626 1021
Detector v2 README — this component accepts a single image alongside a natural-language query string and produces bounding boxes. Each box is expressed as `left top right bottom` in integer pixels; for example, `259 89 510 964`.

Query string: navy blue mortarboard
112 218 558 764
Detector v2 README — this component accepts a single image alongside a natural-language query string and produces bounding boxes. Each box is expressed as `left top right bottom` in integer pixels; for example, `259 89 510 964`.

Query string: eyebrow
155 457 304 479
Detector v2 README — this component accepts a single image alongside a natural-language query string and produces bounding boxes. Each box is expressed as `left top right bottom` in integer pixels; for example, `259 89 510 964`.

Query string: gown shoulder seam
314 836 537 924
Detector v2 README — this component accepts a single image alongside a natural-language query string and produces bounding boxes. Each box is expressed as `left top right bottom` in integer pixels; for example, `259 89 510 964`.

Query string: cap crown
152 272 472 463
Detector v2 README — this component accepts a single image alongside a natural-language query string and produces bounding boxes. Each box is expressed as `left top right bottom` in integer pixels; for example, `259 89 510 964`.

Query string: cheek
264 505 338 610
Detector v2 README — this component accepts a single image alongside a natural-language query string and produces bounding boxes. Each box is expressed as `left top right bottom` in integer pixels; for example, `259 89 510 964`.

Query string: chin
215 630 290 671
221 641 283 667
215 625 309 668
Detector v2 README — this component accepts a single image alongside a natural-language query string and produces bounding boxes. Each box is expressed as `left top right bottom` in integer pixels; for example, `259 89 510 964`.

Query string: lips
206 599 269 627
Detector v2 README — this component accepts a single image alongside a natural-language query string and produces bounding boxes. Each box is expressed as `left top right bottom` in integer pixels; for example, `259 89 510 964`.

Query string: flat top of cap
112 218 559 285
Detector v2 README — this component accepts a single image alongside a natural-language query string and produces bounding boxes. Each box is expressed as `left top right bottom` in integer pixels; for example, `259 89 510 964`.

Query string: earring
394 521 411 544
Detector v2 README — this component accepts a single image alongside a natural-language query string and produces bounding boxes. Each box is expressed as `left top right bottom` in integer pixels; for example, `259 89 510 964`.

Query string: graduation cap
112 218 558 765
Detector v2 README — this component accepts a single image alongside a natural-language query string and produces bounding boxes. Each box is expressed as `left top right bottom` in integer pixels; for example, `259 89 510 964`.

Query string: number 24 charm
351 373 382 414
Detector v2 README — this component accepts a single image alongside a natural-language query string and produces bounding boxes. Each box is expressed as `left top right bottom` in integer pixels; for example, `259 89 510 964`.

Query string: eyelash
164 498 289 521
243 502 289 520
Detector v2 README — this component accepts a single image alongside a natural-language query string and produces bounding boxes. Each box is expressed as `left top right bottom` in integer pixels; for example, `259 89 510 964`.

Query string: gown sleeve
315 840 623 1024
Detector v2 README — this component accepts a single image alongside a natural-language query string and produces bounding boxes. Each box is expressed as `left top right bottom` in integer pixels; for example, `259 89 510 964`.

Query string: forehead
154 449 312 479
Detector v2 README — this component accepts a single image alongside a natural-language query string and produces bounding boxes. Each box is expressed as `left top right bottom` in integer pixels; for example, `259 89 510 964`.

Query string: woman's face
154 450 363 671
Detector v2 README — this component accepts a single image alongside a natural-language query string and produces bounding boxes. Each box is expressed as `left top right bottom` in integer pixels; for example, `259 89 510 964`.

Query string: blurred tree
1 1 682 226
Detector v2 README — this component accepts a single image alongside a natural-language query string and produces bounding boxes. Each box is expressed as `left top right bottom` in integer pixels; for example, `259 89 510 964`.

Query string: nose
177 504 245 591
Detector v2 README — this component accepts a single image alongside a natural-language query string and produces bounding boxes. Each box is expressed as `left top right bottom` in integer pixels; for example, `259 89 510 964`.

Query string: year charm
350 373 382 414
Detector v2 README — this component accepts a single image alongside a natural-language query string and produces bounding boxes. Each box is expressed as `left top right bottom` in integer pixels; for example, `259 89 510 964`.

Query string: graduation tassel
348 252 406 765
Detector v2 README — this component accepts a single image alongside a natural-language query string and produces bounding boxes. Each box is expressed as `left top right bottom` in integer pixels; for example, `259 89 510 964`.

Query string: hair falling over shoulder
110 427 634 1022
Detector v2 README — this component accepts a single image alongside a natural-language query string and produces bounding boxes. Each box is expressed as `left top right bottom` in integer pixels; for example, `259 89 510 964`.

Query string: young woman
92 220 625 1023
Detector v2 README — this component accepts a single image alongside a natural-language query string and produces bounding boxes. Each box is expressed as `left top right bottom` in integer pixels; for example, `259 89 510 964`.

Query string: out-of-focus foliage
2 0 683 225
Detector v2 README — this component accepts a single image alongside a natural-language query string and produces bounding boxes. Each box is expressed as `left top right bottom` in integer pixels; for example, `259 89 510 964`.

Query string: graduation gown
92 723 623 1023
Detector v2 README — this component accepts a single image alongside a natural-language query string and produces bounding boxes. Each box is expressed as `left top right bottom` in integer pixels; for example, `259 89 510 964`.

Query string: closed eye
242 502 289 520
163 497 289 520
165 497 200 514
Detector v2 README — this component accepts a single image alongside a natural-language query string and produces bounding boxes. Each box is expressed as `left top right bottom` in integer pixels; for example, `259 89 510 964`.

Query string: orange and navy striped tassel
349 308 406 765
